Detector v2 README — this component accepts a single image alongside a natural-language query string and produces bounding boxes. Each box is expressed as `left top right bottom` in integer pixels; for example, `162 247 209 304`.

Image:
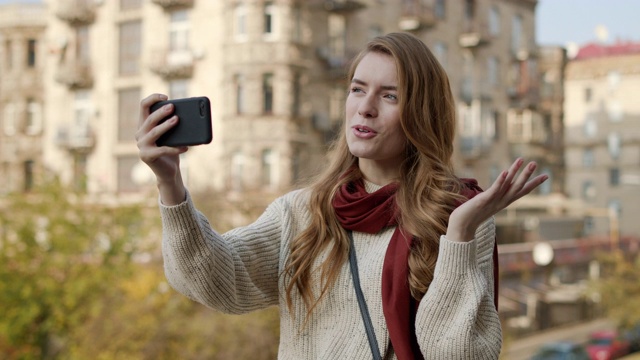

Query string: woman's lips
352 125 377 139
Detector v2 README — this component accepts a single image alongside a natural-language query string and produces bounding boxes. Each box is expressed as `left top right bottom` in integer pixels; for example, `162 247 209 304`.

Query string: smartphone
151 96 212 147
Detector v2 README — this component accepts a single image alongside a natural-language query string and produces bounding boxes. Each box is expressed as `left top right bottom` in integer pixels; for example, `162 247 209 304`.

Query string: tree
593 250 640 329
0 181 280 359
0 181 152 358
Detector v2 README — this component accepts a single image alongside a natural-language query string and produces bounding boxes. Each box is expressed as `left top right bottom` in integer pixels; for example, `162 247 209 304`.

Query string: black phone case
151 96 212 147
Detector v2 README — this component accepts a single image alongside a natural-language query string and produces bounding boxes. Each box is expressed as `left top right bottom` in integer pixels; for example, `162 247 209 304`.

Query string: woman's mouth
352 125 377 138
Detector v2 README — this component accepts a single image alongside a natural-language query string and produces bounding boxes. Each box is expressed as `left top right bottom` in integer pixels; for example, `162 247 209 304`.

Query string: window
25 99 42 135
463 0 476 22
234 4 248 40
583 114 597 138
120 0 142 10
368 25 383 40
231 151 244 191
488 5 500 36
4 39 12 70
610 168 620 186
487 56 499 87
118 88 141 142
510 15 523 53
3 103 16 136
117 155 140 193
261 149 274 186
73 90 92 145
169 79 189 99
608 199 622 218
583 148 595 167
539 167 552 195
118 21 142 76
73 153 88 192
234 74 245 115
607 100 623 122
23 160 34 192
27 39 37 68
582 180 596 200
260 149 279 187
584 87 592 103
263 2 275 38
263 73 274 114
433 41 448 69
292 5 302 42
169 10 189 51
76 26 90 65
291 148 301 184
608 132 621 159
434 0 445 19
292 72 301 117
328 14 346 59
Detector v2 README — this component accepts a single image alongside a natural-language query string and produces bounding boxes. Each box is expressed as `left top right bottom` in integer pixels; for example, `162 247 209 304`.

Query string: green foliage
594 250 640 329
0 181 280 359
0 181 148 358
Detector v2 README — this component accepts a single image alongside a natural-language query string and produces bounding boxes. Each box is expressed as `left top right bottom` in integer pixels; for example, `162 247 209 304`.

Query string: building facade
1 0 561 218
0 3 46 194
564 41 640 238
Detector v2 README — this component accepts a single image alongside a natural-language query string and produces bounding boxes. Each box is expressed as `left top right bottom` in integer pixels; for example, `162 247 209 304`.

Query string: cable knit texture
159 186 502 359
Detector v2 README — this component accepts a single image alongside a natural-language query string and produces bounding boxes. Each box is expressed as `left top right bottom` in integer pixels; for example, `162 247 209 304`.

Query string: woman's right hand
136 93 188 205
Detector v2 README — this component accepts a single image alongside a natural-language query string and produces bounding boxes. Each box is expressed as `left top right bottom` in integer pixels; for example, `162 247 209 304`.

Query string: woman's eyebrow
351 78 397 91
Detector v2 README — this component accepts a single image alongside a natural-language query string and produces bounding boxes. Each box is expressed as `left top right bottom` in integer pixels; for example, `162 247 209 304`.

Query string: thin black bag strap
348 231 383 360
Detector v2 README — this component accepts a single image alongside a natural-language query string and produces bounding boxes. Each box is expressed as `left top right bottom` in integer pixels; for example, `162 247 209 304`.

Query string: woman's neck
358 159 400 186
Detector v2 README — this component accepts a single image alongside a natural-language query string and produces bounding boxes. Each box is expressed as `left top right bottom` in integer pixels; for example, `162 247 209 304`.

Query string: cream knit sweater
159 186 502 359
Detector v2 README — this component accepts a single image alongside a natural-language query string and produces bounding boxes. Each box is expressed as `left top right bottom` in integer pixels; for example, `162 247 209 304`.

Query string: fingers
139 93 168 128
505 158 549 204
485 158 549 206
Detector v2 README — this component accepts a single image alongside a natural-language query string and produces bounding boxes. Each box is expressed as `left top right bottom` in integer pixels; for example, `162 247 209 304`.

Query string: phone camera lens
199 101 205 117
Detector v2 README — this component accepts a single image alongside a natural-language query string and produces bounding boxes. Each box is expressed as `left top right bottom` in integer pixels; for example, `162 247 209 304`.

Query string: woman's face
345 52 406 180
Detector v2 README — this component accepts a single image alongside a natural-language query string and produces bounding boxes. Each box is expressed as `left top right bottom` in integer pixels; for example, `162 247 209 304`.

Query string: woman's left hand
446 158 548 242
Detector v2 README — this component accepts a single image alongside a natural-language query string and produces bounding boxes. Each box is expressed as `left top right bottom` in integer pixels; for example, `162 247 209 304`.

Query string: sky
1 0 639 49
536 0 640 47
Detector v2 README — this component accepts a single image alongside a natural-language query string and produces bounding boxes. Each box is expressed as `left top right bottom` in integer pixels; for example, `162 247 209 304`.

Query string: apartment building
0 2 46 194
564 41 640 237
2 0 554 217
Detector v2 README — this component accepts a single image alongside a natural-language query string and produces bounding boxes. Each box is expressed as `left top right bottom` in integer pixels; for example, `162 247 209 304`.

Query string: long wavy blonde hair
284 32 467 320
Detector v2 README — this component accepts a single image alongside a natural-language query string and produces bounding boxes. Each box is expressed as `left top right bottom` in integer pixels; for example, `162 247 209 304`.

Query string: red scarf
332 178 499 360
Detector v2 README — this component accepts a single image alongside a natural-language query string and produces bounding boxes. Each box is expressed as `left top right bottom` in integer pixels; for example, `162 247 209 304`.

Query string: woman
136 32 547 359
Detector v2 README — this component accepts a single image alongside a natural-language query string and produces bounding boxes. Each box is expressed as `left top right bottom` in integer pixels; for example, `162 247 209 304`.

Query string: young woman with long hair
136 32 547 359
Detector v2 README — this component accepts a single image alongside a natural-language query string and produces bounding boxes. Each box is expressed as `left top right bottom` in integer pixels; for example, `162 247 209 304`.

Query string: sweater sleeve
415 217 502 359
159 191 286 314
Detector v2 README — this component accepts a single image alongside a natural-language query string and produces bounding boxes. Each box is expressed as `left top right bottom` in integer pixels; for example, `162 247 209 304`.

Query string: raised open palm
447 158 548 242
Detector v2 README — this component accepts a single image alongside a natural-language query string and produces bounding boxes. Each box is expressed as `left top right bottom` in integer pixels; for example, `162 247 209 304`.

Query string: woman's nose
357 95 378 118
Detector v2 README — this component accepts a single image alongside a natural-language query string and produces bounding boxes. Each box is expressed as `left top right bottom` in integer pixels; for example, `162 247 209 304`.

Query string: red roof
575 41 640 60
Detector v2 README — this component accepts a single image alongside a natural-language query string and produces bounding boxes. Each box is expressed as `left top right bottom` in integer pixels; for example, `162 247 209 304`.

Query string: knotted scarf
332 177 499 360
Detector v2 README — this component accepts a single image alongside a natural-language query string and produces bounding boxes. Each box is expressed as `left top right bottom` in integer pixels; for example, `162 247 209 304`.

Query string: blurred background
0 0 639 359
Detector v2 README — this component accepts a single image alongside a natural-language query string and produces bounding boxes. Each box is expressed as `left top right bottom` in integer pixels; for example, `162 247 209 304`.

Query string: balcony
315 46 358 80
55 124 95 153
457 101 496 159
459 21 491 48
56 0 96 26
507 109 548 148
148 49 195 79
151 0 194 10
55 61 93 89
398 0 436 31
320 0 365 13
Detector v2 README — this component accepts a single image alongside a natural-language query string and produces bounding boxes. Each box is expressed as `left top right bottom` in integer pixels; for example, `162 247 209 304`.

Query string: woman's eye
350 87 363 93
385 94 398 100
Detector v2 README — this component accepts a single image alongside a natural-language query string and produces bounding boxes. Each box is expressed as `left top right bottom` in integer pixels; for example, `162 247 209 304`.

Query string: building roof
575 40 640 60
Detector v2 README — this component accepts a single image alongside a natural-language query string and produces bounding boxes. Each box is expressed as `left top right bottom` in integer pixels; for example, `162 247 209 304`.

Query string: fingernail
528 162 536 170
163 104 172 112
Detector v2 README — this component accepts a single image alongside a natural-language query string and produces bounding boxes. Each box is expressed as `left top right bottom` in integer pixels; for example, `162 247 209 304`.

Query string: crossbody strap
348 231 383 360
